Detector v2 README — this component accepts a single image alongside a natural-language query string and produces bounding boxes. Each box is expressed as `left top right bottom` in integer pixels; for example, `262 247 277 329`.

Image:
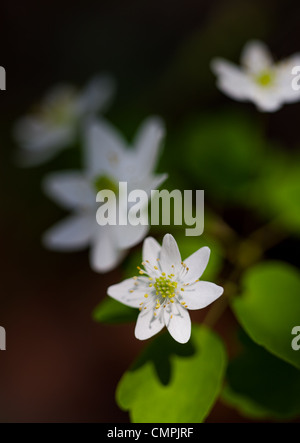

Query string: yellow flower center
41 90 77 126
255 70 274 87
154 275 178 299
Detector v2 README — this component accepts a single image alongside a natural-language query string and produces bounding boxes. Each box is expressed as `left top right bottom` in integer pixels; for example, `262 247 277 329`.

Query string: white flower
43 117 167 273
107 234 224 343
14 75 115 166
211 40 300 112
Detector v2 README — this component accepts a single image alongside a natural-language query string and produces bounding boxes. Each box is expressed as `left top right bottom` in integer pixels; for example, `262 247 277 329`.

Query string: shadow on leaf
131 332 195 386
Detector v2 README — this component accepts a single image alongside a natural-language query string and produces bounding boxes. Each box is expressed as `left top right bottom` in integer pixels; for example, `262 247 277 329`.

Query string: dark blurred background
1 0 300 422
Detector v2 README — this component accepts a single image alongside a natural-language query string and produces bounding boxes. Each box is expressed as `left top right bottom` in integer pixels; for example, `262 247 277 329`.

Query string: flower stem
204 217 288 329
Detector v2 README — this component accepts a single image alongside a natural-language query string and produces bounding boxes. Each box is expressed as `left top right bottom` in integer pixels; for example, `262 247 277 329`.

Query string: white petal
84 118 127 179
247 87 283 112
160 234 182 276
114 223 149 250
14 117 74 152
149 173 168 191
241 40 273 74
14 117 47 148
43 171 95 210
75 75 116 116
254 98 282 112
182 246 210 283
183 281 224 310
90 226 126 273
133 117 165 177
211 58 250 100
130 173 168 196
142 236 161 264
135 299 165 340
164 303 191 344
43 213 94 251
107 277 149 308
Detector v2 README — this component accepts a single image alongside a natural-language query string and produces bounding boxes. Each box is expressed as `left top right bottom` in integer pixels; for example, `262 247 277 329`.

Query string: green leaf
116 325 227 423
93 297 138 324
222 386 273 420
232 261 300 369
222 331 300 420
251 156 300 236
180 111 266 203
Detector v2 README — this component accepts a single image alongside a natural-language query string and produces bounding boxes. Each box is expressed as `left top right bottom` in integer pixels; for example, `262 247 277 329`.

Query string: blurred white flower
43 117 167 273
211 40 300 112
108 234 223 343
14 75 115 166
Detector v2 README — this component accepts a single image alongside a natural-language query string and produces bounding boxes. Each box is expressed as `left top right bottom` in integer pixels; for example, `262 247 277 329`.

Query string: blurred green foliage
93 297 137 324
177 111 267 203
251 154 300 236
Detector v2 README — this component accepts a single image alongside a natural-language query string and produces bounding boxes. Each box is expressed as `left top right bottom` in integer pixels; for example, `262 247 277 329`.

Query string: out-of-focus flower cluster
14 75 167 272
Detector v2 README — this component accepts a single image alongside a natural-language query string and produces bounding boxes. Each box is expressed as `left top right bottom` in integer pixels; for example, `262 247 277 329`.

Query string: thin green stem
203 216 288 328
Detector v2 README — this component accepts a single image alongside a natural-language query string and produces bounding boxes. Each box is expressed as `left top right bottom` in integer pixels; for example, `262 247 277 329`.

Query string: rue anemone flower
108 234 224 343
42 117 167 273
211 40 300 112
14 75 115 166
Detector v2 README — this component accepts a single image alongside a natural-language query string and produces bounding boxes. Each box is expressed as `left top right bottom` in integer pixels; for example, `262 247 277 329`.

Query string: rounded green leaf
116 325 227 423
232 261 300 369
222 332 300 420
